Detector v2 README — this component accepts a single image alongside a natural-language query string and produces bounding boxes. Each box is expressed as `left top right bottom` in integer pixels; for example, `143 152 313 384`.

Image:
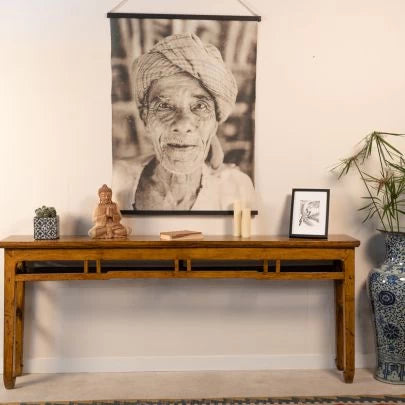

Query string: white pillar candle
241 208 251 238
233 200 242 237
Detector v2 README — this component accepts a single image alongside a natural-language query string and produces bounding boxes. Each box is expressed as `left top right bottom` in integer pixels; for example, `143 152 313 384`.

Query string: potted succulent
34 206 59 240
333 131 404 384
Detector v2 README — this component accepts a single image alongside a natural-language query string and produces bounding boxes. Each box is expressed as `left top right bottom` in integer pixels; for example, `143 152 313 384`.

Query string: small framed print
289 189 330 239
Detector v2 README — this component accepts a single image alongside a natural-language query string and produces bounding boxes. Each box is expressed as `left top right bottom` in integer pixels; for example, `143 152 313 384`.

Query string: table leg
15 280 25 377
334 279 344 371
3 252 16 389
343 250 355 383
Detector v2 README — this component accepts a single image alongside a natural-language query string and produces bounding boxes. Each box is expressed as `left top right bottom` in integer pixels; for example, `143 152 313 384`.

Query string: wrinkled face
99 191 112 204
143 73 218 174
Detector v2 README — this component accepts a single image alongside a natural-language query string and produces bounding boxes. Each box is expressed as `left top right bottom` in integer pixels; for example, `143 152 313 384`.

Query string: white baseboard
13 354 375 373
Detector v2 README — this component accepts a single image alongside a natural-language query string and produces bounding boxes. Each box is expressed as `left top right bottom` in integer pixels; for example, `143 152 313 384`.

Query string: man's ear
206 135 224 170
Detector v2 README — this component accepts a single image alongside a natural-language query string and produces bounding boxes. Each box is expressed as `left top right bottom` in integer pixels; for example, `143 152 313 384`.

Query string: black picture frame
289 189 330 239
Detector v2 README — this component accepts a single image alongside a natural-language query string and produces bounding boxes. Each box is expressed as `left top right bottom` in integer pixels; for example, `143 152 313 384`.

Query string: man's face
143 73 218 174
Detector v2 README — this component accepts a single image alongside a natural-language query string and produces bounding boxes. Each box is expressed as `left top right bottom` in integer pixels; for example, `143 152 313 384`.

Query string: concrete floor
0 369 404 403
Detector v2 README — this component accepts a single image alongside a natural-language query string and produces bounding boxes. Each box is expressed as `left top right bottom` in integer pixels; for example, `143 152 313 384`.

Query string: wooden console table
0 235 360 389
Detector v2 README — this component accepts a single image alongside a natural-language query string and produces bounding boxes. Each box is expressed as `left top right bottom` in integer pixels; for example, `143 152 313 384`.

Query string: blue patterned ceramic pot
33 216 59 240
368 231 405 384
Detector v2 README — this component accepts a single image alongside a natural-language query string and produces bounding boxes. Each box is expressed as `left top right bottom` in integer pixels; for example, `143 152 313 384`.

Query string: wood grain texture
263 260 268 273
334 279 344 371
275 260 280 273
3 252 16 389
343 249 355 383
14 281 25 377
7 247 352 262
15 271 345 282
0 235 361 249
0 235 360 388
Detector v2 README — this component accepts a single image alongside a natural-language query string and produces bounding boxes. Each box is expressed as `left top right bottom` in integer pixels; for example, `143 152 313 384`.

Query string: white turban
134 33 238 123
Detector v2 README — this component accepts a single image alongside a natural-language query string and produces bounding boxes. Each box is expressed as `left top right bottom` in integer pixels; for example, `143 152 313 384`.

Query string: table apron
8 247 350 261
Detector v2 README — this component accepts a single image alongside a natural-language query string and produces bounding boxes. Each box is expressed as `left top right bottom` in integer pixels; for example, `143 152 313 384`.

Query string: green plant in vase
332 131 405 384
333 131 404 232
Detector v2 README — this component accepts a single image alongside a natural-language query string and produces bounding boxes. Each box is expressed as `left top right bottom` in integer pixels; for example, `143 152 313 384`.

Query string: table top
0 235 360 249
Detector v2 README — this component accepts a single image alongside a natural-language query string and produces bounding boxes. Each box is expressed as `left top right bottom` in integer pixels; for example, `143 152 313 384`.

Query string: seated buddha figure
88 184 131 239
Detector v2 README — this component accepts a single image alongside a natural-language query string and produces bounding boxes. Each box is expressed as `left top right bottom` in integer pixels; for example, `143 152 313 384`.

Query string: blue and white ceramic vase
368 231 405 384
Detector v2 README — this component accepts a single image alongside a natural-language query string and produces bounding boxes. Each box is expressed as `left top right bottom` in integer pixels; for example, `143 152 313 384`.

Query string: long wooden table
0 235 360 388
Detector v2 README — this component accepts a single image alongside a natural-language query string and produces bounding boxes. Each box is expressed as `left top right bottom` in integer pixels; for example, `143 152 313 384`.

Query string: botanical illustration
299 200 320 227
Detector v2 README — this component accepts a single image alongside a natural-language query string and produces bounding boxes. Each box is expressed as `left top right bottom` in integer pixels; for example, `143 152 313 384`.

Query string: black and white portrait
110 17 258 213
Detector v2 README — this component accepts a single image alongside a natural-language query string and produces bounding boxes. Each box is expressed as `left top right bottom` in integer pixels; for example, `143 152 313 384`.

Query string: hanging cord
237 0 260 18
109 0 128 13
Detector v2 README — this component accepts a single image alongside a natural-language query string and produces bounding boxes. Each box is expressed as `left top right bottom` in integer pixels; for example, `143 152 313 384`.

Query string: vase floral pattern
368 231 405 384
33 216 59 240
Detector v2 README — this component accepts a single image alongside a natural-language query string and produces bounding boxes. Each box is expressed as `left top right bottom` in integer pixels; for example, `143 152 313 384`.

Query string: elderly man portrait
113 31 256 211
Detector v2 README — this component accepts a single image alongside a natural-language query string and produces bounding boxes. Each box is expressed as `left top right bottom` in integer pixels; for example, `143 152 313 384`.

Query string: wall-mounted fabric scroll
109 10 260 215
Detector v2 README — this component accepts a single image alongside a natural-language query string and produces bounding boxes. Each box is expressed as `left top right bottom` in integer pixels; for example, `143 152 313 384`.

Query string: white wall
1 0 404 373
